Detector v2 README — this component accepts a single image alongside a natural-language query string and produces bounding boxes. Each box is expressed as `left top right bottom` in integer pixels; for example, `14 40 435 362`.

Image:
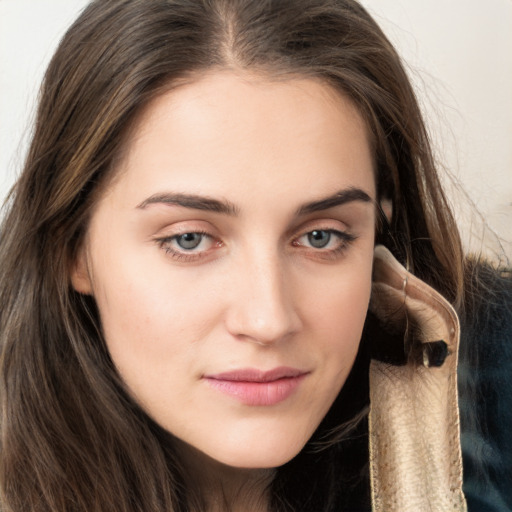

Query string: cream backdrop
1 0 511 258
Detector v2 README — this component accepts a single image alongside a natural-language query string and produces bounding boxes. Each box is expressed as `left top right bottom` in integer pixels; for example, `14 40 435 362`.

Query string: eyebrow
295 187 372 215
137 193 239 215
136 187 372 216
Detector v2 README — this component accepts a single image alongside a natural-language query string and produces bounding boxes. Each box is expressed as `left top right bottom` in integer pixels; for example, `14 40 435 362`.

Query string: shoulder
458 259 512 512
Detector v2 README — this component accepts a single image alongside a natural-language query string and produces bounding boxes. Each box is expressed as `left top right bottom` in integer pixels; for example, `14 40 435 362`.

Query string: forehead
108 71 376 206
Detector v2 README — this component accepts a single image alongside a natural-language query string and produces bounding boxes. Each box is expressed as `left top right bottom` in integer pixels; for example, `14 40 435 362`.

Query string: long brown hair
0 1 464 510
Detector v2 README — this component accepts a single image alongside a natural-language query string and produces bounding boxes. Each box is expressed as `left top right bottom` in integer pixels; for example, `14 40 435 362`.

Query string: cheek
86 227 374 469
294 253 373 392
301 257 372 345
90 252 221 397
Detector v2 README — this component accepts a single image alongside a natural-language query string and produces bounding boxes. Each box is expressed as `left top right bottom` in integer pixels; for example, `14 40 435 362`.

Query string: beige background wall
1 0 511 258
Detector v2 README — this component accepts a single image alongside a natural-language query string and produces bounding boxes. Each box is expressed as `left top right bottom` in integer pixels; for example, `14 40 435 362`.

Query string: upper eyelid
154 222 352 241
297 228 353 238
289 219 351 239
157 230 213 246
151 221 219 239
152 215 354 243
293 228 355 246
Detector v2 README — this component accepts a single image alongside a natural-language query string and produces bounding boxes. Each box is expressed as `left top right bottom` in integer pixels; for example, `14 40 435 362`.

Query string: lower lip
205 375 306 406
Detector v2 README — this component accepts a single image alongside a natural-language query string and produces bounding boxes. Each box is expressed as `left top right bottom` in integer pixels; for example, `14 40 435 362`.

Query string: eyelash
156 230 216 262
292 229 357 260
155 228 357 263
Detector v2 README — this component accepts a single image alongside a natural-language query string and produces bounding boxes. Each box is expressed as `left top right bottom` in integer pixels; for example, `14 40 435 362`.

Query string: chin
209 436 308 469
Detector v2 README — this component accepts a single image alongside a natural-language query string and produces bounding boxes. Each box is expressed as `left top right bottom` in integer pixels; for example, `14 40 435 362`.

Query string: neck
175 442 274 512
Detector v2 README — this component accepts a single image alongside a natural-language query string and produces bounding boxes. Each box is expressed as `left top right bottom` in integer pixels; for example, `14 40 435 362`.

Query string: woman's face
72 72 376 469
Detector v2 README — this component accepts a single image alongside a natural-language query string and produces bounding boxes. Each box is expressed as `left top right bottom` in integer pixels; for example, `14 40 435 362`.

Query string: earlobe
70 246 93 295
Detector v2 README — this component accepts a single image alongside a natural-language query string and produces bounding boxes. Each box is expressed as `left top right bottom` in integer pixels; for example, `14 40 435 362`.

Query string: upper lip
204 367 307 383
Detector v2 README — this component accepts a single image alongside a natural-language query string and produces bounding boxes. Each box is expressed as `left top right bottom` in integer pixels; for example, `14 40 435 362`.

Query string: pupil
177 233 202 250
308 230 330 248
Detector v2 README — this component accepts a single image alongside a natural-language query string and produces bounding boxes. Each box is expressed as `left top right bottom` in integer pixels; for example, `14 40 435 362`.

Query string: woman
0 1 509 511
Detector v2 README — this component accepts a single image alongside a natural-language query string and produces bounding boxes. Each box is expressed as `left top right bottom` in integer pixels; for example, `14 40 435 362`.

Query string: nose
224 252 302 345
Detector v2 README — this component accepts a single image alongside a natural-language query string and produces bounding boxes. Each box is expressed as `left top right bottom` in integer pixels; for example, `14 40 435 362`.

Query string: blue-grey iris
177 233 203 250
308 230 331 248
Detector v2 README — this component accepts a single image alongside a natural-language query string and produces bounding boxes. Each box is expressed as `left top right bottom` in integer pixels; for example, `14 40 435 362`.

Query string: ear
70 245 93 295
380 198 392 223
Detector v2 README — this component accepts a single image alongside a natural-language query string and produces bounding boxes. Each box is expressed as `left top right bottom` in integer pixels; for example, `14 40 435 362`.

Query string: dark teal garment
459 262 512 512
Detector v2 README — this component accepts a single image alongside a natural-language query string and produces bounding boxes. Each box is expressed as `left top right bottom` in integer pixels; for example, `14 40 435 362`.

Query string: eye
295 229 354 249
292 228 357 260
175 232 204 250
156 230 220 261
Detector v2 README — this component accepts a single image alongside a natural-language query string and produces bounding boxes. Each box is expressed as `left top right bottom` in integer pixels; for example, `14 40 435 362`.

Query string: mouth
203 367 309 406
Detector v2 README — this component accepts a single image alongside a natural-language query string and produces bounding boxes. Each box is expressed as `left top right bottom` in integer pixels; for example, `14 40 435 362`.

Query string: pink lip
203 367 308 406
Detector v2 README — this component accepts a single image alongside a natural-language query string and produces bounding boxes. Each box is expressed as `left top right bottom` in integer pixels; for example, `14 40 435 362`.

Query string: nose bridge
225 246 300 344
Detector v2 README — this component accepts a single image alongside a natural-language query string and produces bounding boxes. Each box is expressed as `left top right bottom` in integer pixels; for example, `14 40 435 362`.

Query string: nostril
223 255 302 344
224 290 301 345
227 308 300 346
